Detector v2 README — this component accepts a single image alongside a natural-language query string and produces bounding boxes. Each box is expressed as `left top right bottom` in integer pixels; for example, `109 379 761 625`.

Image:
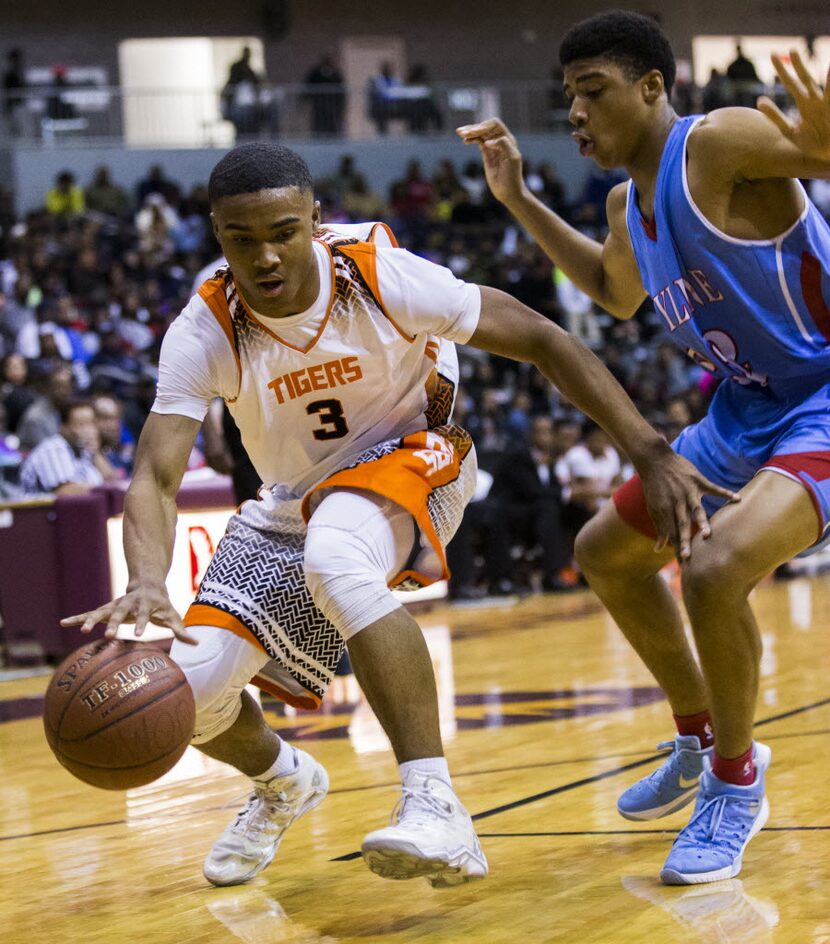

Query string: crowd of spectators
2 150 827 596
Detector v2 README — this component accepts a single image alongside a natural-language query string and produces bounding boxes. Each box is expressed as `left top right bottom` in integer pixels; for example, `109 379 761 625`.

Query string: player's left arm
693 52 830 181
468 286 739 560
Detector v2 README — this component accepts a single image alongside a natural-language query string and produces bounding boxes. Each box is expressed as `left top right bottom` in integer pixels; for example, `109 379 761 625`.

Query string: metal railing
0 81 572 148
0 79 792 149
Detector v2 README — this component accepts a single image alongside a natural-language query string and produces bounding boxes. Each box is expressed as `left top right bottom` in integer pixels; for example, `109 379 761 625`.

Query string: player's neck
626 108 679 213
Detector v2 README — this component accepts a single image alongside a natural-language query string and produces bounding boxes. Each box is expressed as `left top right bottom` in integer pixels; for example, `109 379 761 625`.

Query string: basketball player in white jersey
63 143 733 890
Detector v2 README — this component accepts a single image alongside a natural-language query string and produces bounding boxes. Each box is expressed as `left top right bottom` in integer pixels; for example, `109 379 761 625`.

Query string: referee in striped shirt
20 399 118 495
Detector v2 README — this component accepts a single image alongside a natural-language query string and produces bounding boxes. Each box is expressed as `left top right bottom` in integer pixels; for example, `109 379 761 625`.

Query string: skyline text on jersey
651 268 725 332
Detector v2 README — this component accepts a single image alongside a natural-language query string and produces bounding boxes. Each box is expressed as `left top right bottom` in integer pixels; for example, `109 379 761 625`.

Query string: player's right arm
61 412 201 643
457 118 646 318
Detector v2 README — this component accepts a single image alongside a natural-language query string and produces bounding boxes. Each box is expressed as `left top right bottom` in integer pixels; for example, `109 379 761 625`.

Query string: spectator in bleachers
342 174 388 222
45 171 85 218
726 43 760 83
0 399 22 493
20 398 117 495
85 166 131 219
404 64 443 133
302 54 346 136
16 362 74 451
662 396 694 445
367 61 399 135
489 414 572 592
136 193 179 263
46 66 76 121
1 352 35 434
221 46 265 136
702 68 730 113
557 421 624 527
135 164 180 208
0 285 36 355
91 392 133 477
389 159 436 222
2 48 27 136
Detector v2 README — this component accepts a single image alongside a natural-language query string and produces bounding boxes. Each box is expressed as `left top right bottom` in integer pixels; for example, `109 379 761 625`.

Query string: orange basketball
43 638 195 790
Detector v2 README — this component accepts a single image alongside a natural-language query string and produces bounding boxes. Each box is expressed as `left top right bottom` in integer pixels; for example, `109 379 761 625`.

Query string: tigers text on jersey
152 225 480 496
626 115 830 399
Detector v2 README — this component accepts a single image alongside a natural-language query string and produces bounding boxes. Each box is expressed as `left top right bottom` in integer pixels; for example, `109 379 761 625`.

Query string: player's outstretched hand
757 50 830 162
60 585 197 645
638 447 740 562
456 118 526 205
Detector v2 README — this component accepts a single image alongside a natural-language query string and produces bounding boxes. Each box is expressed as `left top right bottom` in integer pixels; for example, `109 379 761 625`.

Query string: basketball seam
56 678 191 743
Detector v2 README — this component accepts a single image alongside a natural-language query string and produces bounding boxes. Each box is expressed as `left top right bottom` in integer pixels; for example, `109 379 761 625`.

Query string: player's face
212 187 321 318
563 59 654 169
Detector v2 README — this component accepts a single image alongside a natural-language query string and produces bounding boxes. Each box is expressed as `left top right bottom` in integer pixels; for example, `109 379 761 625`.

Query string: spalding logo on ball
43 638 196 790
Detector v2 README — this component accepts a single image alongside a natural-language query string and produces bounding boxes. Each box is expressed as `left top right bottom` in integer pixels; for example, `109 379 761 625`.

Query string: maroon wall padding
0 502 63 663
54 492 113 656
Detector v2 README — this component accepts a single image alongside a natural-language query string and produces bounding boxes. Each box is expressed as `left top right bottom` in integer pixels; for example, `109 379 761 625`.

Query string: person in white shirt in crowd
20 399 118 495
557 420 625 521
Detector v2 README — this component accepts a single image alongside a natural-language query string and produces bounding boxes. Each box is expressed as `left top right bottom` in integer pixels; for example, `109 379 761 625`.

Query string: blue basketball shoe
660 742 771 885
618 735 713 821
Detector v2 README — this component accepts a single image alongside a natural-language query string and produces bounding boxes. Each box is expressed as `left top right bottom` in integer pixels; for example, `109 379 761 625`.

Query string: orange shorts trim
301 429 465 585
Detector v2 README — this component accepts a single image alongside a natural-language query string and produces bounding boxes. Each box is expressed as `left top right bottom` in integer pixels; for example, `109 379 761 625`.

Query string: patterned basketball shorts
184 425 476 709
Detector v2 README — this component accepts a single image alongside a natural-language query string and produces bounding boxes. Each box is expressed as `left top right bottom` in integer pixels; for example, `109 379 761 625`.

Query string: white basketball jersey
153 222 479 496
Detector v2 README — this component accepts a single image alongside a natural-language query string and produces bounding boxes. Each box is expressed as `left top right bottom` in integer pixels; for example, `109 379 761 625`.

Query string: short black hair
59 398 93 424
208 142 313 204
559 10 676 95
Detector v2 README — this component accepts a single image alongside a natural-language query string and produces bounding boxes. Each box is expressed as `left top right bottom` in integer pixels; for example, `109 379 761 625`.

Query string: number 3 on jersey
307 399 349 440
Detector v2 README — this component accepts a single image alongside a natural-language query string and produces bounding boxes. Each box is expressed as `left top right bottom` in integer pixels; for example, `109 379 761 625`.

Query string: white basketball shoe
204 748 329 887
361 769 488 887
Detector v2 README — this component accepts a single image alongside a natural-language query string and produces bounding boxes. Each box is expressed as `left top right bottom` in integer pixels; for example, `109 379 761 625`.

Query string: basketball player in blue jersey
460 11 830 885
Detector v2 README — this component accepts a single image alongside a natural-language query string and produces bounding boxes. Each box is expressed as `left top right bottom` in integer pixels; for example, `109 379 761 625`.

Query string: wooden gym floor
2 575 829 944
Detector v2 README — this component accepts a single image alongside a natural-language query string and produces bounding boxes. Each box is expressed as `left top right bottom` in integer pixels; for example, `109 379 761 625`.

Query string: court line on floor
5 697 829 846
330 695 830 861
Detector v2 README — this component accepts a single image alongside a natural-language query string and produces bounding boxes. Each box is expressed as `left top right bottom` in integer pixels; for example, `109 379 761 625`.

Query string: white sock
400 756 451 786
252 739 297 782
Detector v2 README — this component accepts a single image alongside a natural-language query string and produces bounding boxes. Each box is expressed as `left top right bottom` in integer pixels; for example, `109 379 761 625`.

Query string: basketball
43 638 196 790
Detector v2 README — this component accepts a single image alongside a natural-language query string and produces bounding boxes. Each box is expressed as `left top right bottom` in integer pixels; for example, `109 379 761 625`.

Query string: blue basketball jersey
626 115 830 399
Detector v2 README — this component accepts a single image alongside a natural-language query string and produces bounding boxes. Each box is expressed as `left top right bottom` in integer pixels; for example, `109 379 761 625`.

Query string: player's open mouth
572 132 594 156
256 278 285 296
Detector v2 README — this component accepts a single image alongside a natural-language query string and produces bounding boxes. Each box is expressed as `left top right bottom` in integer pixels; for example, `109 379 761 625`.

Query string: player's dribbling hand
60 586 198 645
639 449 740 562
757 50 830 163
456 118 526 205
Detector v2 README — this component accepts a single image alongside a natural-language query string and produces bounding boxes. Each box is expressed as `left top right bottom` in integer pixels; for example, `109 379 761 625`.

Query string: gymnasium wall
3 0 828 85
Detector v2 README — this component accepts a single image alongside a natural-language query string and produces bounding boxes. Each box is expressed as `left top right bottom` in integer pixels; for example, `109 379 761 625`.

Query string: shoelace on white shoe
391 781 454 828
229 788 293 839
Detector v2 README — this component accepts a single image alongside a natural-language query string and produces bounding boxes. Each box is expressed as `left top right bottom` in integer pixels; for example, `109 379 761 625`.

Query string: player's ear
642 69 665 104
311 199 321 227
209 211 221 243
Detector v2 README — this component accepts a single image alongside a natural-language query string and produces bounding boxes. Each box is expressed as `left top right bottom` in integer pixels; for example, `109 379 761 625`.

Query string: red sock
673 710 714 748
713 747 755 785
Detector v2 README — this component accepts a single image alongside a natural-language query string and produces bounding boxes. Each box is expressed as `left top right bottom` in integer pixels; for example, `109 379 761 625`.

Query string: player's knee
172 643 244 745
184 668 243 745
575 515 628 578
304 529 397 641
682 540 753 605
